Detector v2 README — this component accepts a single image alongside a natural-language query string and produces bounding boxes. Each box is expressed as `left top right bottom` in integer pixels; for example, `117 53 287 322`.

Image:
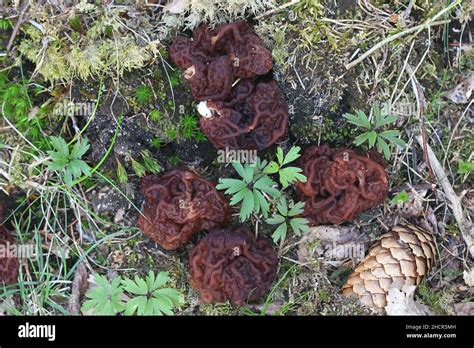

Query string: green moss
134 85 153 106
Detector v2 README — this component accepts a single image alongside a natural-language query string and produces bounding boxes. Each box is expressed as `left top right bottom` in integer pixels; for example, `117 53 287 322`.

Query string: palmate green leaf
229 187 250 206
64 168 73 187
289 217 311 236
367 131 377 148
253 176 280 198
276 146 284 164
232 161 254 183
254 189 270 218
379 130 406 148
276 196 288 216
281 146 302 166
122 276 148 295
278 167 306 188
271 223 287 244
70 138 90 159
266 214 285 225
263 161 280 174
49 136 69 157
376 137 391 160
343 110 371 129
353 132 371 146
216 178 247 195
374 113 397 129
81 274 124 315
148 271 170 291
239 189 255 221
288 201 305 216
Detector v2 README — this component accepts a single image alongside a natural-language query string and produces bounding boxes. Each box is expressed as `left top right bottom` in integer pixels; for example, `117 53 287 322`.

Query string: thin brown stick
6 1 30 52
406 64 434 181
415 136 474 259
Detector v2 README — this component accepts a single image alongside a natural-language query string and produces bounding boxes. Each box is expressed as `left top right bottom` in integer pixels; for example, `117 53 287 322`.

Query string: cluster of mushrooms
0 21 436 311
134 21 397 306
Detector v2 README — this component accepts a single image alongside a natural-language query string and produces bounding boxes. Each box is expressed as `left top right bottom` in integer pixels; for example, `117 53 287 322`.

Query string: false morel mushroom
169 21 273 100
188 226 278 305
138 170 230 250
169 21 288 151
0 205 19 285
199 80 289 150
296 145 389 225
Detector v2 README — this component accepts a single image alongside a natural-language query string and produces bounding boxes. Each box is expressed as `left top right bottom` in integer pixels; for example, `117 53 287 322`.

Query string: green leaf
271 223 287 244
229 187 249 206
276 146 284 164
266 214 286 225
278 167 306 188
70 138 90 159
290 217 311 236
288 201 305 216
122 276 148 295
379 130 406 148
343 111 371 129
81 274 124 315
458 160 474 174
254 189 270 218
276 196 288 216
353 132 371 146
377 137 391 160
239 189 255 221
216 178 247 195
49 136 69 157
155 287 183 306
367 131 377 148
281 146 302 165
390 191 409 205
263 161 280 174
232 161 254 183
253 176 280 198
375 113 397 128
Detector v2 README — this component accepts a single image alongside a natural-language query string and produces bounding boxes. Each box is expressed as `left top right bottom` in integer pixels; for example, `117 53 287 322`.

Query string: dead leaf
298 225 367 266
463 269 474 287
454 302 474 315
385 285 432 316
444 75 474 104
164 0 186 14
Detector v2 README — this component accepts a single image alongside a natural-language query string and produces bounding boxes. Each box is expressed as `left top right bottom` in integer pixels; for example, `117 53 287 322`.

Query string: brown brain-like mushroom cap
169 21 273 101
199 80 289 150
138 170 230 250
188 226 278 305
296 145 389 225
0 206 19 285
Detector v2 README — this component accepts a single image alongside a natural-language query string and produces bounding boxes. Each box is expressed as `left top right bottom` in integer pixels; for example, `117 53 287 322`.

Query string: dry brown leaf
297 225 367 266
444 75 474 104
385 285 432 316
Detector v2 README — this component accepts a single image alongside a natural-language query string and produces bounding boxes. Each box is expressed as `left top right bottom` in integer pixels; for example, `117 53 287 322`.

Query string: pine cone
342 224 436 308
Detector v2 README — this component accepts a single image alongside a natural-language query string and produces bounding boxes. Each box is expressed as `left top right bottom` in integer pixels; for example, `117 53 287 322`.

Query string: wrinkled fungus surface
169 21 273 100
296 145 389 225
199 80 289 150
0 206 19 285
189 226 278 305
138 170 230 250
